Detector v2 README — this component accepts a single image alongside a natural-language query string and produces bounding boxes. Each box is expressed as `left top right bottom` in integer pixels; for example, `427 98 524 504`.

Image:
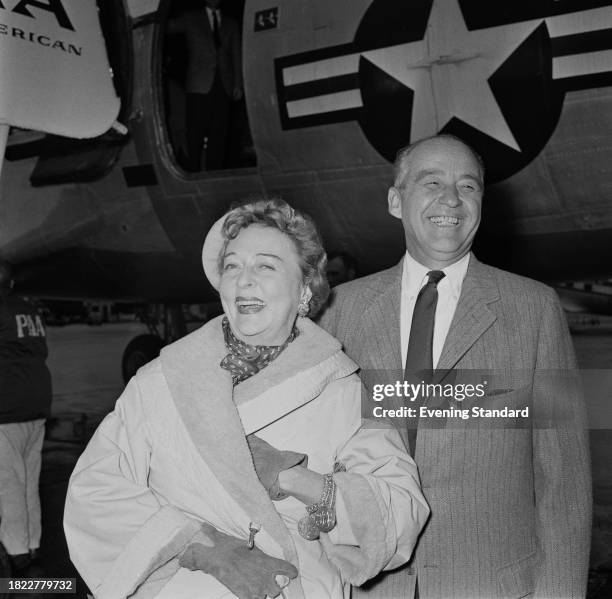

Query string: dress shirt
206 7 221 29
400 251 470 369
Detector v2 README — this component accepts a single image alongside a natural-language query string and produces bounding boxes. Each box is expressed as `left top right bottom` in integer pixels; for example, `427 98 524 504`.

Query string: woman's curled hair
217 198 330 317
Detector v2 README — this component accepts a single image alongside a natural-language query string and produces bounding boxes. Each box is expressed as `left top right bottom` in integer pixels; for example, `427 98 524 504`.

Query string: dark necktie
405 270 445 455
212 11 221 47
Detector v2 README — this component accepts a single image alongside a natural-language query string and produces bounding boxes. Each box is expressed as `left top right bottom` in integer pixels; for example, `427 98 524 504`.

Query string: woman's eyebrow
257 253 283 261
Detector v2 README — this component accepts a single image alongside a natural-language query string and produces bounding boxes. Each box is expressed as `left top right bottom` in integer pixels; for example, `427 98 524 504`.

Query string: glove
247 434 308 500
179 523 298 599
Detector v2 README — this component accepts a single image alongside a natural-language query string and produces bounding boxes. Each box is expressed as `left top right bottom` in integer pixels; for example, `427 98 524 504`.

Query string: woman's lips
236 297 265 314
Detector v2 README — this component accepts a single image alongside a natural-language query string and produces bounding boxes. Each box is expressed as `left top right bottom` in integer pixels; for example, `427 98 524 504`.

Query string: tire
121 334 164 383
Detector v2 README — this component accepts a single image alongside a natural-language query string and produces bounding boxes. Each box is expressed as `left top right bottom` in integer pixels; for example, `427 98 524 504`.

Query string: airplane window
5 0 131 186
161 0 256 172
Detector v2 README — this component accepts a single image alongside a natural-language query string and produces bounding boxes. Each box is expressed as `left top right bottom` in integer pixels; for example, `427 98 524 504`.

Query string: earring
298 297 310 317
298 287 312 318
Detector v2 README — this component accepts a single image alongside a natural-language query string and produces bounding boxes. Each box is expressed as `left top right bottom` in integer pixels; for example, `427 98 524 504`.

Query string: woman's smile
220 225 304 346
235 296 266 314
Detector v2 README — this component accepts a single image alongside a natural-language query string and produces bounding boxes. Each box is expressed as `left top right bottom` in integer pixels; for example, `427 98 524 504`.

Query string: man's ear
388 186 403 219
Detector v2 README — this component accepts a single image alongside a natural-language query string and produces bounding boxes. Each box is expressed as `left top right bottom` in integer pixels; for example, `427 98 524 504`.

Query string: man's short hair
393 134 485 188
327 251 358 277
0 260 14 294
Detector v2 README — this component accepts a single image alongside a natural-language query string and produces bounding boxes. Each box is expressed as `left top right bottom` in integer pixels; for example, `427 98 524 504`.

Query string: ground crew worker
0 260 52 573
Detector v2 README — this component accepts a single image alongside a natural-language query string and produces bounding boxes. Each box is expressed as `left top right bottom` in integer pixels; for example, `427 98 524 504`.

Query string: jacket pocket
497 551 539 598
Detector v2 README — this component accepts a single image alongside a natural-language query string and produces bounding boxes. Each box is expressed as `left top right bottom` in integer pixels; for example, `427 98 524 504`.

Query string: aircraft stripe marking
275 3 612 130
551 29 612 57
553 49 612 79
282 54 360 86
544 6 612 37
283 73 359 102
279 10 612 92
278 8 612 77
286 90 363 118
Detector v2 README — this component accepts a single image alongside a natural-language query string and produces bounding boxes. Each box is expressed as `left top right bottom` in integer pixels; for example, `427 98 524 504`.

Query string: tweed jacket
319 255 592 599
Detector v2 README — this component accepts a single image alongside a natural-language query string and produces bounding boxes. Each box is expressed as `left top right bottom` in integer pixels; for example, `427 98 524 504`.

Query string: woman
64 199 429 599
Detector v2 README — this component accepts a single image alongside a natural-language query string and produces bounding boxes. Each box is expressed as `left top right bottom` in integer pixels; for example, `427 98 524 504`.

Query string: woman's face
219 225 305 346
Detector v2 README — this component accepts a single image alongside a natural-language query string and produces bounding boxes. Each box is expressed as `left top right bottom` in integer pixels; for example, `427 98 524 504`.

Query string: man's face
326 256 354 287
388 138 484 269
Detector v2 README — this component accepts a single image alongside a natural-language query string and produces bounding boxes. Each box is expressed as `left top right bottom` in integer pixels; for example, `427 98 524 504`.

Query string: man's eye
223 263 238 271
258 263 275 271
424 180 440 188
460 183 478 192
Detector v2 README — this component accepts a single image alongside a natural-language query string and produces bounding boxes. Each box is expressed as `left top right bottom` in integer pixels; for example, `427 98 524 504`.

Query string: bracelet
298 473 337 540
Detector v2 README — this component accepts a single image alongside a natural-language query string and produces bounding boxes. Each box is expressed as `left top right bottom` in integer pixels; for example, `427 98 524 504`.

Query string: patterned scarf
220 317 300 385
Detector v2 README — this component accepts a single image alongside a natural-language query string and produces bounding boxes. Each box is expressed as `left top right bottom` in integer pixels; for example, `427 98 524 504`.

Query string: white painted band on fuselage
286 89 363 117
282 54 359 86
546 6 612 37
553 49 612 80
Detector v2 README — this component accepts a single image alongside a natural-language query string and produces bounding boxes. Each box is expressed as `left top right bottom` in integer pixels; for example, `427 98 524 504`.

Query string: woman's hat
202 212 232 290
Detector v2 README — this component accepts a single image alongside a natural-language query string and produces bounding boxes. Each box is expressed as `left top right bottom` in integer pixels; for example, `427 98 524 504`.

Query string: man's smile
428 215 461 227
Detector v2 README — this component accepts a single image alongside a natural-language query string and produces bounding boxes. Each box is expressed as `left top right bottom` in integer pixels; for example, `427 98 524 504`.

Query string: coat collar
158 316 356 565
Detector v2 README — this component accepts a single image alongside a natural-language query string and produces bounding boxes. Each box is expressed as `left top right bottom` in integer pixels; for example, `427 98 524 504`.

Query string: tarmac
4 321 612 597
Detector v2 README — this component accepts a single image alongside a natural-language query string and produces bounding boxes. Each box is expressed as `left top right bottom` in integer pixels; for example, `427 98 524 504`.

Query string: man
320 135 591 598
170 0 243 171
0 260 52 573
326 251 358 288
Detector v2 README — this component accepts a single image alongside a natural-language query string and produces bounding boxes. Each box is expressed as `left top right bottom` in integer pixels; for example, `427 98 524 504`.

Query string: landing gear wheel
121 334 164 383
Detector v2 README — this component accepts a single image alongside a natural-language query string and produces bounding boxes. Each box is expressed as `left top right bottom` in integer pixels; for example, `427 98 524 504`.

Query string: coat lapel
436 256 500 375
159 316 297 563
234 319 357 433
196 8 216 53
158 316 358 568
362 262 403 372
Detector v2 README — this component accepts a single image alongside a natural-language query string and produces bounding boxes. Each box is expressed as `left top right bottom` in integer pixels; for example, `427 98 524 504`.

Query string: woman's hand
180 524 298 599
247 434 308 500
277 466 324 505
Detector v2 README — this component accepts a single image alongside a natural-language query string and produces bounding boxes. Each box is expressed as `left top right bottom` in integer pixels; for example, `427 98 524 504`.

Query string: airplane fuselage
2 0 612 299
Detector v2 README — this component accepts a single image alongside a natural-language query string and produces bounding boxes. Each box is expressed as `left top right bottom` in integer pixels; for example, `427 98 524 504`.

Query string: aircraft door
4 0 132 186
159 0 256 173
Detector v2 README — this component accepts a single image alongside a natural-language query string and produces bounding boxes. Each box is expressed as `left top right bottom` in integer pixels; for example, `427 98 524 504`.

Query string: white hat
202 211 234 290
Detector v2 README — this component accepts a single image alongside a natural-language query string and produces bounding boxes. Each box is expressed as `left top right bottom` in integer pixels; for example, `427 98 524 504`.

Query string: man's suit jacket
169 9 242 96
320 256 591 599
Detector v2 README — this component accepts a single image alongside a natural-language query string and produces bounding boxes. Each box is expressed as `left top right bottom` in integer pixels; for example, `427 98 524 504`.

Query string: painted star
362 0 543 151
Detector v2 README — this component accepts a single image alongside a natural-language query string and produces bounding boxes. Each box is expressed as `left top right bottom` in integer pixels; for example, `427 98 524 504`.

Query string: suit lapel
362 262 403 372
198 8 216 52
437 256 500 375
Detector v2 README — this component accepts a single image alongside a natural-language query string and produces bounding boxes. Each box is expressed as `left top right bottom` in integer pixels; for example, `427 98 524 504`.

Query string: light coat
64 316 429 599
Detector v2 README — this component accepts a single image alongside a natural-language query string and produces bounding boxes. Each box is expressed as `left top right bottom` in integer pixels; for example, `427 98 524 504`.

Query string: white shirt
400 251 470 369
206 7 221 29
